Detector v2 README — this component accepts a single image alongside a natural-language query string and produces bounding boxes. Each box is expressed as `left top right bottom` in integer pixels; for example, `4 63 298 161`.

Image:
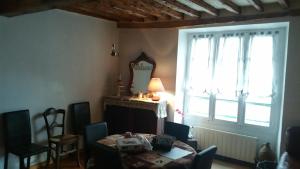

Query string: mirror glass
129 52 156 95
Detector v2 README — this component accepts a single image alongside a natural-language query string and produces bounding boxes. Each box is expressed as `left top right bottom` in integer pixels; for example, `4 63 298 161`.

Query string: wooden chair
191 145 218 169
84 122 108 169
43 108 80 169
2 110 49 169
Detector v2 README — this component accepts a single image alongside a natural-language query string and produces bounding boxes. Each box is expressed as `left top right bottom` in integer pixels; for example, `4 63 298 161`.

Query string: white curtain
187 35 214 95
186 30 279 100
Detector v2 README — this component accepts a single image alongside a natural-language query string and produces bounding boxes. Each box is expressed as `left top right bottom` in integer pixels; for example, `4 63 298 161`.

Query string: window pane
245 103 270 127
215 99 238 122
187 96 209 117
247 36 273 97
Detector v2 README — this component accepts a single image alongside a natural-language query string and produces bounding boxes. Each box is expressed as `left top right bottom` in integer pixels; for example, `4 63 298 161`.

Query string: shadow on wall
32 112 48 144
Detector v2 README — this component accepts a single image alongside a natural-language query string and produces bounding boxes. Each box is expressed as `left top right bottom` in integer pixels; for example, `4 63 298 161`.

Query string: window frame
181 27 287 139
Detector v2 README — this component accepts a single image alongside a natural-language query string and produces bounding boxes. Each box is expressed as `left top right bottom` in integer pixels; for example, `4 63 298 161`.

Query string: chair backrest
164 121 190 142
43 108 66 138
92 143 123 169
84 122 108 164
192 145 218 169
69 102 91 135
2 110 32 149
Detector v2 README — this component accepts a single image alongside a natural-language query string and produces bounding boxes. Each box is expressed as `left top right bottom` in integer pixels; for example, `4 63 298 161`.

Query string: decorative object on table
152 135 175 151
111 43 118 56
116 74 127 96
116 137 144 152
257 142 276 162
135 134 153 151
124 131 133 138
148 78 165 101
129 52 156 95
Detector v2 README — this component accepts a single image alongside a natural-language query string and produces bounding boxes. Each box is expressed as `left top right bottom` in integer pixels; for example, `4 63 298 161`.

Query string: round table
97 134 197 169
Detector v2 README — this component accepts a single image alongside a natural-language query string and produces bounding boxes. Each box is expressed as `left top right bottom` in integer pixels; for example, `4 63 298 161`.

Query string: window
182 28 284 128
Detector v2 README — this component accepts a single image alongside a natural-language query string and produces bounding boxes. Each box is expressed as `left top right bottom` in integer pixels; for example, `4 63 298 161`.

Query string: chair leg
75 142 80 167
46 148 51 168
27 157 31 169
55 145 61 169
4 152 8 169
19 157 25 169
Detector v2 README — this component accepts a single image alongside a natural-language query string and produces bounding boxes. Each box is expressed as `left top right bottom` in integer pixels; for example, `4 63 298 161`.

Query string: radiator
192 127 257 163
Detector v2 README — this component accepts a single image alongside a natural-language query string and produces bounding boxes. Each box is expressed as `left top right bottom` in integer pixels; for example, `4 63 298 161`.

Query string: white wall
118 16 300 156
0 9 119 168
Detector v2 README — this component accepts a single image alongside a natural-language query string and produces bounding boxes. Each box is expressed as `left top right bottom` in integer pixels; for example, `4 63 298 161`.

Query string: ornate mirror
129 52 156 95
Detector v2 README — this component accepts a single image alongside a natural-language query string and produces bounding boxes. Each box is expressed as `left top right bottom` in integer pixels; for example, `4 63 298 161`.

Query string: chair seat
10 143 48 158
50 134 79 144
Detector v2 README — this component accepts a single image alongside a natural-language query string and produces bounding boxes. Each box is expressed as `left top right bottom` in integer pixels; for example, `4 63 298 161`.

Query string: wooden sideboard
103 96 167 135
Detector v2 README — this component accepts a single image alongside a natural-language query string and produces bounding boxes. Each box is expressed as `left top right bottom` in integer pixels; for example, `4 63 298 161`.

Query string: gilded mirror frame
129 52 156 95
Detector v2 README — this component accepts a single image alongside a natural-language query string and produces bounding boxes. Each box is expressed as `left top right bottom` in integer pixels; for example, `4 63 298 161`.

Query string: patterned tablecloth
97 134 197 169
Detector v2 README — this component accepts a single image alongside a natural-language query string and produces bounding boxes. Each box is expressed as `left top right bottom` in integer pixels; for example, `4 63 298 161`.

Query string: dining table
96 133 197 169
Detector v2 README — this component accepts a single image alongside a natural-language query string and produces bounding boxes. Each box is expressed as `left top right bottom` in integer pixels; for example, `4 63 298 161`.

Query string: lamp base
152 95 160 101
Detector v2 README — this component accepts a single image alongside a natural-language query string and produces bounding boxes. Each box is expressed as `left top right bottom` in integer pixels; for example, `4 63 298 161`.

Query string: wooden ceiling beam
189 0 218 16
89 0 146 22
219 0 241 14
121 0 171 21
127 1 170 20
118 9 300 28
247 0 264 12
60 6 121 21
0 0 92 16
141 0 184 20
80 1 145 22
110 0 158 21
153 0 201 17
277 0 289 8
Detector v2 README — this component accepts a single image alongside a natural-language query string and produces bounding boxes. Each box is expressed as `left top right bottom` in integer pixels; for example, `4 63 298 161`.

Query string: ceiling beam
120 0 171 20
0 0 92 16
189 0 218 16
118 9 300 28
277 0 289 8
247 0 264 12
60 6 121 21
90 1 145 22
219 0 241 14
110 0 158 21
153 0 201 17
141 0 184 20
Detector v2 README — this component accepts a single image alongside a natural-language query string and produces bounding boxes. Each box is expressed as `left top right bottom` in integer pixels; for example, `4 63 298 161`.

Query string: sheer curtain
184 30 280 126
186 35 214 95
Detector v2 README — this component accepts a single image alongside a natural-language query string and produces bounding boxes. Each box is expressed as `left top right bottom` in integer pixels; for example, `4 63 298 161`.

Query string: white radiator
192 127 257 163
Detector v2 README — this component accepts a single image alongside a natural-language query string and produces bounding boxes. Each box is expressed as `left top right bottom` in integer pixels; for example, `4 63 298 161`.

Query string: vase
258 142 276 162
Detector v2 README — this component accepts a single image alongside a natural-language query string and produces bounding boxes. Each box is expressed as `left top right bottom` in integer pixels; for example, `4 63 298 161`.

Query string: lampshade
148 78 165 92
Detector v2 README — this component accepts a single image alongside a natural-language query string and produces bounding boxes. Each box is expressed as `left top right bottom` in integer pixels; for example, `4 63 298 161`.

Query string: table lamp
148 78 165 101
